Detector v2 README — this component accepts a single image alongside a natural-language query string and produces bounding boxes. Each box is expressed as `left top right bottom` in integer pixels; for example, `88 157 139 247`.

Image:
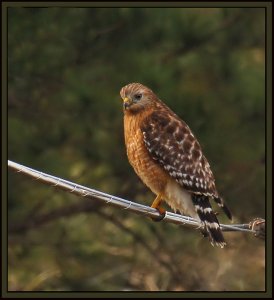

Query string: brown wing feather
141 109 219 197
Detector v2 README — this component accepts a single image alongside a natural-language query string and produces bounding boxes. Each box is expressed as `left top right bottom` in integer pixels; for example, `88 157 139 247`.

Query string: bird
120 82 232 248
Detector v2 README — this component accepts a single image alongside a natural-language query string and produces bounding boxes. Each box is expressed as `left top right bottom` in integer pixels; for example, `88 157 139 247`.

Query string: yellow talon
151 193 163 209
151 193 166 221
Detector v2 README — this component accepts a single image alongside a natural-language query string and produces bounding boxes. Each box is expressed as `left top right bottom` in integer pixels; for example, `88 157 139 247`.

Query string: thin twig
8 160 264 239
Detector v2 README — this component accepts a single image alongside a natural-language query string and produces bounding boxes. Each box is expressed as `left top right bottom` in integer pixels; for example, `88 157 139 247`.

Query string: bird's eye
134 93 142 101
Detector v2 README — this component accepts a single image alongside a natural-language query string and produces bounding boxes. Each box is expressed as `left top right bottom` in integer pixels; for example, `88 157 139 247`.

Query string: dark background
8 7 265 291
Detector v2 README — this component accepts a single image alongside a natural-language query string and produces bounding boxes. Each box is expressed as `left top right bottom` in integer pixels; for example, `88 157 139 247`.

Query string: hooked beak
123 97 132 109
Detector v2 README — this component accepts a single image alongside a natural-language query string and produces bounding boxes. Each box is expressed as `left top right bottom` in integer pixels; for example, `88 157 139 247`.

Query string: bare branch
8 160 264 239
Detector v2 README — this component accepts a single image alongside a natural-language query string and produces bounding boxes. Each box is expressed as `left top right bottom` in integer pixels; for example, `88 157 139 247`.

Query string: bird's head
120 83 156 113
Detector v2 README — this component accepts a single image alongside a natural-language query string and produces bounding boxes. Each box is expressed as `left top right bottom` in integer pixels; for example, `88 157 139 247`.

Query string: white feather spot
204 221 219 229
203 207 213 214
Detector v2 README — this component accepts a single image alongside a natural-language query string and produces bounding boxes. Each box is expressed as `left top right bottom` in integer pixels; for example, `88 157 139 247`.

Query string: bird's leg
151 193 166 222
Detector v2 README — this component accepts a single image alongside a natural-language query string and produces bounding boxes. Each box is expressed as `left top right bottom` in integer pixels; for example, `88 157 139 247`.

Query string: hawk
120 83 232 247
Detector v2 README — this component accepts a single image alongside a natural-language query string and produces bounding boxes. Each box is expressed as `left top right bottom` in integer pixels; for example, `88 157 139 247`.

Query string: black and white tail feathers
192 194 232 248
213 196 232 221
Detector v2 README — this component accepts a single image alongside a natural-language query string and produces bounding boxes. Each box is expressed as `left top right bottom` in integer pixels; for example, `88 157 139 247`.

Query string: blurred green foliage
8 7 265 291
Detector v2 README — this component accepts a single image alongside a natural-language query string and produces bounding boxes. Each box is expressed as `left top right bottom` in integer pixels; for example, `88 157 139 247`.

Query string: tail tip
211 240 226 248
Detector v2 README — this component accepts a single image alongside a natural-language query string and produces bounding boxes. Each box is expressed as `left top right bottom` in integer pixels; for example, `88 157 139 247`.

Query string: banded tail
214 196 232 221
192 194 227 248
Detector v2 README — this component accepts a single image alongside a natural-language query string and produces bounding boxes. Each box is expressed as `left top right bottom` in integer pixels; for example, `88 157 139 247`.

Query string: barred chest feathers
124 110 167 194
123 110 198 219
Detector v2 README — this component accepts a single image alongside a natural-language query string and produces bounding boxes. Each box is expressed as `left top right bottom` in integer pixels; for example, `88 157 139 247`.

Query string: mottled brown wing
141 109 218 197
